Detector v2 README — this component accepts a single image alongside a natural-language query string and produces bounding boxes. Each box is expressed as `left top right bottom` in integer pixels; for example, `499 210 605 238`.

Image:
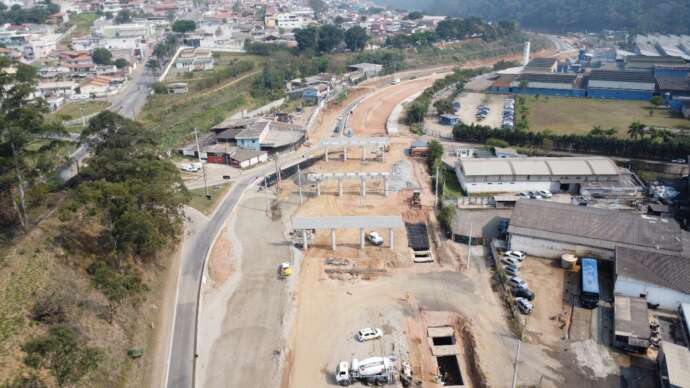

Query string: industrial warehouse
492 53 689 101
454 156 622 194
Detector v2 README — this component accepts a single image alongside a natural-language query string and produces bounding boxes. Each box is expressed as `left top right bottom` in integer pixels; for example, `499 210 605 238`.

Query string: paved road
165 149 318 388
57 52 156 182
165 175 255 388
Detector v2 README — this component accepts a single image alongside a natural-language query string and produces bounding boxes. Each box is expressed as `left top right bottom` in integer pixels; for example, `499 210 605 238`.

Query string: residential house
175 48 214 72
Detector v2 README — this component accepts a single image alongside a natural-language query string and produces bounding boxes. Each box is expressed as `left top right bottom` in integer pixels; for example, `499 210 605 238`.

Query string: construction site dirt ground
280 142 568 386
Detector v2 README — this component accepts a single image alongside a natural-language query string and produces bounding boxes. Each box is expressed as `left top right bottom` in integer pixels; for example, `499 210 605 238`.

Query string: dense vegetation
376 0 690 34
0 57 63 233
385 18 517 48
451 122 690 161
0 1 59 24
406 67 488 125
294 24 368 54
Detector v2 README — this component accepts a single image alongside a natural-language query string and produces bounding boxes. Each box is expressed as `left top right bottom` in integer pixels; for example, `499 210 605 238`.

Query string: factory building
586 69 656 100
614 246 690 310
455 156 619 195
507 200 686 260
510 72 583 97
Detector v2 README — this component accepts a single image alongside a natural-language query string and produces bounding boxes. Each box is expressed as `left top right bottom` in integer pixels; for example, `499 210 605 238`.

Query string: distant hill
376 0 690 34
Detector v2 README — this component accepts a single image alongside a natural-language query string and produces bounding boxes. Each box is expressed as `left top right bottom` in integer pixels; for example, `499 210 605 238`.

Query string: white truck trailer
335 356 396 386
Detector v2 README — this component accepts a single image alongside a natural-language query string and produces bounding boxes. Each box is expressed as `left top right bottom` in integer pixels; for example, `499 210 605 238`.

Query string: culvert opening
437 355 464 386
432 336 455 346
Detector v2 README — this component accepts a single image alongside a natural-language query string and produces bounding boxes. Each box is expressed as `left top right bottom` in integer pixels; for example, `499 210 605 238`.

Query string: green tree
308 0 326 17
317 24 344 53
344 26 368 52
433 99 454 115
74 112 188 259
172 19 196 34
0 57 63 230
650 95 665 108
114 9 130 24
91 48 112 65
406 102 428 124
406 11 424 20
334 15 344 25
294 26 318 52
627 121 645 140
22 325 100 387
113 58 129 69
427 140 444 171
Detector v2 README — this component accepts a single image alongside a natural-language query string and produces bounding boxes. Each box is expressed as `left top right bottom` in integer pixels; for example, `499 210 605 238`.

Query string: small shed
658 341 690 388
229 149 268 169
439 114 460 126
613 295 651 352
409 140 429 157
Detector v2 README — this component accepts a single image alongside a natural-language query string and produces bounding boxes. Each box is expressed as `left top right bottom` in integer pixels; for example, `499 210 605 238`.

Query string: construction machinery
411 190 421 208
335 356 397 386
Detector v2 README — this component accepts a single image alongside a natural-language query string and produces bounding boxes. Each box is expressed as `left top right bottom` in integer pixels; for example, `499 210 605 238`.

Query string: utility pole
512 316 528 388
194 127 209 199
467 223 472 270
274 156 281 192
297 163 303 206
434 166 440 208
264 176 270 216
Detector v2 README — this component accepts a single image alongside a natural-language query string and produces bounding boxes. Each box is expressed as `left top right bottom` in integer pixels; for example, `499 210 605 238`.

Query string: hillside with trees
376 0 690 34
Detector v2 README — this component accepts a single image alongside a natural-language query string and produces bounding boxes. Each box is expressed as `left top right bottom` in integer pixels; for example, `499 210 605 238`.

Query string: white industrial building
275 13 304 30
455 156 620 195
614 246 690 310
508 200 686 260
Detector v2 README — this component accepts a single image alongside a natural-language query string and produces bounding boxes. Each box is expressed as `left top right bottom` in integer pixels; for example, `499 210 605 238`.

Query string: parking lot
455 92 506 128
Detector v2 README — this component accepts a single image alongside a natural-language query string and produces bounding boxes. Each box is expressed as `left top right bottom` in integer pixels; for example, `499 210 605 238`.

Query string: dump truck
335 357 396 386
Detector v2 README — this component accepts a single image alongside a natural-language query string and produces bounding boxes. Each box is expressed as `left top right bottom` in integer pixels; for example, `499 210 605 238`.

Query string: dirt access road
349 77 440 135
196 188 299 388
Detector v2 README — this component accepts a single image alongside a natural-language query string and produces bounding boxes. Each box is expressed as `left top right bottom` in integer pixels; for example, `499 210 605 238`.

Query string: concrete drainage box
427 326 465 387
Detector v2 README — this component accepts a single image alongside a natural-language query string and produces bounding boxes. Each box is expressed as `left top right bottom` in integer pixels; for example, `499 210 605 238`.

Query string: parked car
501 256 522 268
503 265 519 276
507 276 528 290
505 250 526 261
517 192 530 197
671 158 687 164
357 327 383 342
529 192 543 200
515 297 533 314
366 231 384 246
511 287 535 301
538 190 552 198
181 163 201 172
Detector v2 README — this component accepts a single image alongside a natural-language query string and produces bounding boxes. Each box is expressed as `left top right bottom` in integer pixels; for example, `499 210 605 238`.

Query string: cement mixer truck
335 356 396 386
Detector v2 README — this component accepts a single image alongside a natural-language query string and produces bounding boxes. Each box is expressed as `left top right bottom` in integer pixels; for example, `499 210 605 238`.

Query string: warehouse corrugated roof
516 72 577 84
614 296 650 340
588 70 655 83
615 246 690 293
458 157 618 177
509 200 684 252
660 341 690 387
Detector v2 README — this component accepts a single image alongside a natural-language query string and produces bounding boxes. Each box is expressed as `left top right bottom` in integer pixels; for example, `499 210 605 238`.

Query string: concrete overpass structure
307 172 390 197
293 215 404 250
320 137 390 162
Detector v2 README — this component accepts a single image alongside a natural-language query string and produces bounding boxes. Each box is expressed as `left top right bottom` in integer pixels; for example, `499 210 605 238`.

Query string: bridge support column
383 176 389 197
343 146 347 160
338 177 343 196
331 228 336 251
325 146 329 161
362 145 366 161
360 177 366 198
389 228 395 249
360 228 365 249
302 230 308 250
316 180 321 196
